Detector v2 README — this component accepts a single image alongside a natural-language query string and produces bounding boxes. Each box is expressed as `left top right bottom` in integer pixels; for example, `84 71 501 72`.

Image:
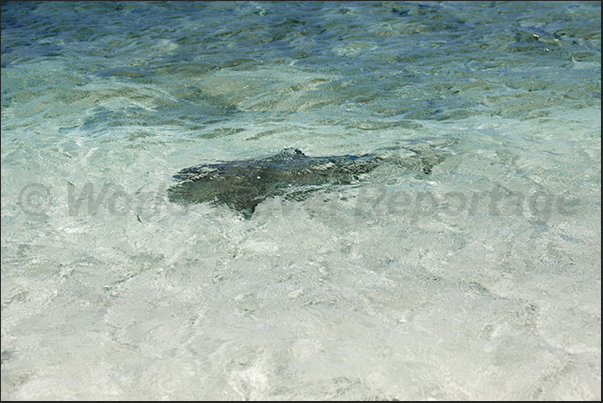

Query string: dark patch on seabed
168 143 454 218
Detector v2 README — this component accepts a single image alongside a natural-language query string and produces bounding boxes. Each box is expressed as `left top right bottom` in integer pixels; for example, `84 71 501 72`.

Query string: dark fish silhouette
167 146 448 218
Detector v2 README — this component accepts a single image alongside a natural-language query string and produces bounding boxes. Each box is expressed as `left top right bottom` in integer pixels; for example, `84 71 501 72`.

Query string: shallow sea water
1 1 601 400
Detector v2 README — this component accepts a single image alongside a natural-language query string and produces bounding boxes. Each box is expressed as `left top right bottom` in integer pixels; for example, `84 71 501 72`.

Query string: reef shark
167 144 451 218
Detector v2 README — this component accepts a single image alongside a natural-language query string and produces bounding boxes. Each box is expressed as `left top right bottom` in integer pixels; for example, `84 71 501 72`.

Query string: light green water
1 1 600 400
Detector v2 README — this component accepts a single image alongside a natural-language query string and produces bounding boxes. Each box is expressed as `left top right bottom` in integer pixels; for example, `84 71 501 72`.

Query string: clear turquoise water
1 1 600 400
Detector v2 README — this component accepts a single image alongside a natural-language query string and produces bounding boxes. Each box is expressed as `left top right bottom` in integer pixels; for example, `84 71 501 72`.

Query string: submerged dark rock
167 146 448 218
